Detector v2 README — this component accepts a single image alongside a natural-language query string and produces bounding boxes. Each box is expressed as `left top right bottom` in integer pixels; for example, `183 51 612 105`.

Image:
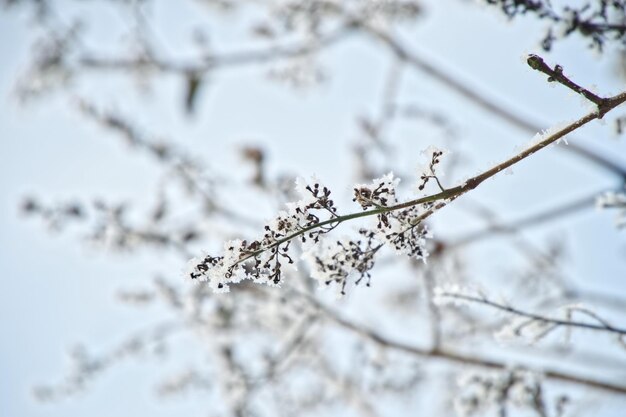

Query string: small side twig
296 289 626 396
440 292 626 337
358 22 626 177
526 54 609 116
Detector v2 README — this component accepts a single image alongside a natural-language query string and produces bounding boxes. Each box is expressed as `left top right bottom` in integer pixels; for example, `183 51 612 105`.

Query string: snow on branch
186 57 626 293
434 290 626 347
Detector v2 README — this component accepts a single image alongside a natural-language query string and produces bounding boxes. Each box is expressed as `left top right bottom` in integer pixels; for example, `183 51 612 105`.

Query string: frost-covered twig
527 54 606 108
358 22 626 178
188 82 626 292
297 289 626 395
438 292 626 337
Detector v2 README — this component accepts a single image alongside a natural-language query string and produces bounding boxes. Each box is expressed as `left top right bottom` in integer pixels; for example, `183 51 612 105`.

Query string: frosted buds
187 162 453 293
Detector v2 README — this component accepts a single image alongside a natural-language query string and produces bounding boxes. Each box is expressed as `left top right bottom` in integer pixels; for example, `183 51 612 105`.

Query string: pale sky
2 1 626 416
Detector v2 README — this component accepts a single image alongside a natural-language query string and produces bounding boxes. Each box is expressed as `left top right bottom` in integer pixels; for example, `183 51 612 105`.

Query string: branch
79 25 355 74
187 77 626 292
439 292 626 337
357 23 626 179
300 291 626 396
72 11 626 177
526 54 605 108
237 90 626 265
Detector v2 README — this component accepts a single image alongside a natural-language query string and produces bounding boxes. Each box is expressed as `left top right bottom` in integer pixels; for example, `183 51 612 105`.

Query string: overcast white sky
2 1 626 416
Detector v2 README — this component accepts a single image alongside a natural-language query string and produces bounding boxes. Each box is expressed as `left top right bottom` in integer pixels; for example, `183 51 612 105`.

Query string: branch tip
527 54 606 110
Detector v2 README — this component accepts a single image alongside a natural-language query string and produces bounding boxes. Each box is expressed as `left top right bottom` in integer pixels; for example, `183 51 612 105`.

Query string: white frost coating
184 254 208 282
420 144 450 158
353 172 400 208
186 176 337 291
376 219 431 260
301 233 378 295
432 283 480 307
293 176 321 206
189 240 248 293
529 121 572 147
493 316 537 344
419 145 450 177
301 237 353 286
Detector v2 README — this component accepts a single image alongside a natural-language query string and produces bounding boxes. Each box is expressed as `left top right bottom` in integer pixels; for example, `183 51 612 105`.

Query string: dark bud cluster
353 173 399 209
374 204 431 262
187 178 340 291
303 229 381 295
418 149 445 192
484 0 626 52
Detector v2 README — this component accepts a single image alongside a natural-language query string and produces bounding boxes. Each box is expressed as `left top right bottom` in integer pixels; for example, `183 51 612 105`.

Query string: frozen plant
187 170 437 294
10 2 626 416
187 62 626 293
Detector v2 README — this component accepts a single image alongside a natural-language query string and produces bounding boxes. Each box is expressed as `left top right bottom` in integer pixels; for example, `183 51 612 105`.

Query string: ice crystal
302 229 379 294
186 177 338 291
353 172 400 209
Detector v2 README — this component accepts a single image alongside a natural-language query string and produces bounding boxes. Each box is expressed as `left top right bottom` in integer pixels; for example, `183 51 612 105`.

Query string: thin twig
357 23 626 179
298 291 626 396
440 292 626 337
79 25 355 74
237 91 626 265
527 55 605 108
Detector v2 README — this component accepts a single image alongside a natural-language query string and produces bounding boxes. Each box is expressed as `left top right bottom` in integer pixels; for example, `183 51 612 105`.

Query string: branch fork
527 54 615 117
